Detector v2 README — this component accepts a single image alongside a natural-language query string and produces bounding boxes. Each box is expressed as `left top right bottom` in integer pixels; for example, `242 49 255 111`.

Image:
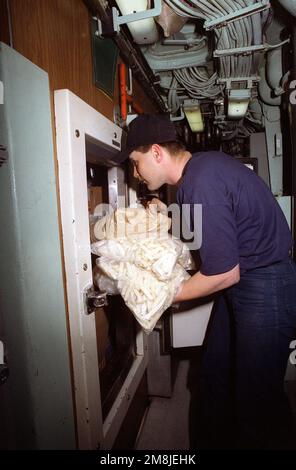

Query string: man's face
129 147 166 191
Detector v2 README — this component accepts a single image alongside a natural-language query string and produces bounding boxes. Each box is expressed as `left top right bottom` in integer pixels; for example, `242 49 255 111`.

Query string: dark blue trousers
194 259 296 449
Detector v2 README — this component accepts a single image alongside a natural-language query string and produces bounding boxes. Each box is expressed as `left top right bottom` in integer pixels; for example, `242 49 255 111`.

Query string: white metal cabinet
171 301 213 348
55 90 148 449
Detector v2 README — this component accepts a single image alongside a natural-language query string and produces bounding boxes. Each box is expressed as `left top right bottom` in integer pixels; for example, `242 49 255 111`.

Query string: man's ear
151 143 163 162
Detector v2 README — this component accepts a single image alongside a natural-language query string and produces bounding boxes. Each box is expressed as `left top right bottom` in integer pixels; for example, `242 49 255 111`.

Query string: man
118 113 296 449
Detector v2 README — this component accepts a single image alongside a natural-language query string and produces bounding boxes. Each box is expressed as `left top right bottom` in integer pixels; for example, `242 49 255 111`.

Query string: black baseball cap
117 113 179 163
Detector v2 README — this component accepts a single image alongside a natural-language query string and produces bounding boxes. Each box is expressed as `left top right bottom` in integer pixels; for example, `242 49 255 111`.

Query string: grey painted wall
0 42 76 449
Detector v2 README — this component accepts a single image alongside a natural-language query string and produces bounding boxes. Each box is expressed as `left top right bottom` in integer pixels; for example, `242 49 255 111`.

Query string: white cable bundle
92 207 192 333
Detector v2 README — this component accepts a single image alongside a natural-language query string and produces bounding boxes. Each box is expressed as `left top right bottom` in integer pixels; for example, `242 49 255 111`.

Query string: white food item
92 207 192 333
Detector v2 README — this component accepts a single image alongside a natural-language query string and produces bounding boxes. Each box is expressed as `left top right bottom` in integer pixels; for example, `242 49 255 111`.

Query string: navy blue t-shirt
176 151 293 275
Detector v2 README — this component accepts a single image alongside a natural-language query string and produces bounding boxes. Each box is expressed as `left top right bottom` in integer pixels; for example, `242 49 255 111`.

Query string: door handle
84 286 108 315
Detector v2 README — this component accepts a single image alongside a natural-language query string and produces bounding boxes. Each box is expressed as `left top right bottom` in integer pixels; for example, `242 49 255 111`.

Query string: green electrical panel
91 18 119 98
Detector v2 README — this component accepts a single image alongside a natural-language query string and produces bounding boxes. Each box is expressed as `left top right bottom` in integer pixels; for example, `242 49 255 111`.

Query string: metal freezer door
54 90 147 449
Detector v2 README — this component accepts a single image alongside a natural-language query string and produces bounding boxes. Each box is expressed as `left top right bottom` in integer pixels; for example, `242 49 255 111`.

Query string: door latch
84 286 108 315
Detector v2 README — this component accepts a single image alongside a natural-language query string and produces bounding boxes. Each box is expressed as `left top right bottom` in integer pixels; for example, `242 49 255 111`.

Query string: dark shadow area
185 294 296 450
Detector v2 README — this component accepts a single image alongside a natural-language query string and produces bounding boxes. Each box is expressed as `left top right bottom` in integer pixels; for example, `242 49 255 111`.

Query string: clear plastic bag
96 256 190 334
93 267 120 295
92 207 192 333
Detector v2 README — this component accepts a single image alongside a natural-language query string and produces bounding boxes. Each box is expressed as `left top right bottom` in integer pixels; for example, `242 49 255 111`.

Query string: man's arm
175 264 240 302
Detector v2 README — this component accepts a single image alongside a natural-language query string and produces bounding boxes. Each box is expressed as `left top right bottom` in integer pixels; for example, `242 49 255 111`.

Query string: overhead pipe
115 30 166 112
266 48 285 95
248 98 263 123
119 62 144 122
251 11 262 74
126 95 144 114
119 62 127 122
258 63 281 106
114 0 159 44
265 17 286 95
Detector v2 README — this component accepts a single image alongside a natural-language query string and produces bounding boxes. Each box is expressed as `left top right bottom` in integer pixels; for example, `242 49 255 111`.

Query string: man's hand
147 198 168 215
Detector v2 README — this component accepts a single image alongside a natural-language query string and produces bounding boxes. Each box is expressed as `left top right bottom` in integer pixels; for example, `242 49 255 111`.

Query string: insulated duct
265 17 285 95
114 0 159 44
258 62 281 106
